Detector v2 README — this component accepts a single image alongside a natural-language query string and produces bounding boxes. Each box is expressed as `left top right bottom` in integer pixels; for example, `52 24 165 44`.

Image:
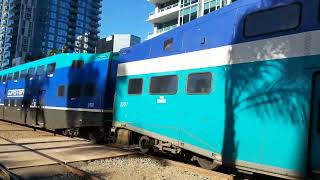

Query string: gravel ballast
77 156 218 180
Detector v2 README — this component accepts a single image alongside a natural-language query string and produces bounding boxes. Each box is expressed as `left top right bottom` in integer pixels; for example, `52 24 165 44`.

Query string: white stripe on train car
27 106 112 113
117 30 320 77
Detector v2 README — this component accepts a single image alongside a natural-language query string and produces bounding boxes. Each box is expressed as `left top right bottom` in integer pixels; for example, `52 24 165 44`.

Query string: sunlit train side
113 0 320 179
0 53 118 139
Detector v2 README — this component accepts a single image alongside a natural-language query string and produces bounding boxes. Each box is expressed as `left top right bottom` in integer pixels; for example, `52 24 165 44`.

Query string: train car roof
120 0 315 62
0 52 118 75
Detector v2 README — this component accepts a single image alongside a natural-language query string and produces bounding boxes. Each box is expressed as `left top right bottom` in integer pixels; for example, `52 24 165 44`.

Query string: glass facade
41 0 101 54
148 0 234 39
204 0 224 15
0 0 102 69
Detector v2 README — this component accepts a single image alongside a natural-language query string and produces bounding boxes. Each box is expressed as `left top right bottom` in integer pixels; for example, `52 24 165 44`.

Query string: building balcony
148 0 175 5
147 24 178 39
147 2 180 24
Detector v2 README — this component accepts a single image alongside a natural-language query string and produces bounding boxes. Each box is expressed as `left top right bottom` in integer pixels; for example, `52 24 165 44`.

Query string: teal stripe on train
114 55 317 176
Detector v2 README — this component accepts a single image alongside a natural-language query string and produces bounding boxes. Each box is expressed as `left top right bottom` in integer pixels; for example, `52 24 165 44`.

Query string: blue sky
100 0 154 40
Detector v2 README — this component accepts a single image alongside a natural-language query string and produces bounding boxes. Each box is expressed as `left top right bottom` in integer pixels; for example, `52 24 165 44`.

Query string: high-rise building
147 0 234 39
0 0 37 68
0 0 102 69
96 34 141 53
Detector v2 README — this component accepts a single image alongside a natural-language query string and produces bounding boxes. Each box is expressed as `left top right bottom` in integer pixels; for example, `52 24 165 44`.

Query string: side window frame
68 84 82 99
7 73 12 81
186 72 212 95
150 75 178 95
128 78 143 95
83 83 96 97
244 3 302 38
72 60 84 69
2 75 7 83
13 72 20 81
57 85 65 97
163 38 174 51
20 69 28 79
36 65 45 76
47 62 56 76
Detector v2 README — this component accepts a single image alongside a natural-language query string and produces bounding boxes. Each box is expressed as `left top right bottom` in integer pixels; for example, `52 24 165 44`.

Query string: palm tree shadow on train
22 68 50 128
65 54 110 139
221 9 308 174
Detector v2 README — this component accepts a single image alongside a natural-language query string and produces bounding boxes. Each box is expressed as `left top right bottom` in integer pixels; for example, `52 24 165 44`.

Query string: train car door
310 74 320 177
35 90 46 128
0 82 7 119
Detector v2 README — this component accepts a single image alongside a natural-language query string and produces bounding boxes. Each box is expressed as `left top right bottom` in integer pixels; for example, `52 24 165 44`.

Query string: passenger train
0 52 118 139
113 0 320 179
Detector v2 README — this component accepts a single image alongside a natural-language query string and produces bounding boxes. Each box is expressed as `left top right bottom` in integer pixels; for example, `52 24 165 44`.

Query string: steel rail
0 135 102 180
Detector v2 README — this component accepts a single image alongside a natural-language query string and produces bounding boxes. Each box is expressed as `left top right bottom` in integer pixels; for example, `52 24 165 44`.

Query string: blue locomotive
113 0 320 179
0 52 118 139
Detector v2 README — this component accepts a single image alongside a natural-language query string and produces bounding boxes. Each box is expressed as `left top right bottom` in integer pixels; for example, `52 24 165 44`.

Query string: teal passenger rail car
0 53 119 139
113 0 320 179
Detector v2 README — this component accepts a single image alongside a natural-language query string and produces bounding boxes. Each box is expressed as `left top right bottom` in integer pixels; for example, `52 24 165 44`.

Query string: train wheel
139 136 153 154
193 156 220 170
62 129 69 136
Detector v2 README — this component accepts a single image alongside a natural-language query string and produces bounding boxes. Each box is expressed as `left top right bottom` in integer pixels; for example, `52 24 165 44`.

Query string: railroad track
0 135 103 180
0 120 236 180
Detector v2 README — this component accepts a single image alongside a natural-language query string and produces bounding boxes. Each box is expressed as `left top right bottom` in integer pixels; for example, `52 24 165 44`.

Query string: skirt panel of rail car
3 103 24 125
25 108 112 130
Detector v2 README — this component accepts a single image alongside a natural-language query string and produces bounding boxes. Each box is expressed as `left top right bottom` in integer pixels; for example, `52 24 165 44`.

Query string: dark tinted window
14 72 19 80
2 75 7 82
72 60 84 69
28 68 35 78
7 73 12 81
128 78 143 95
20 70 28 79
16 99 22 107
9 99 15 107
187 72 212 94
36 65 45 75
47 63 56 74
68 84 81 98
57 85 65 97
84 83 96 97
4 99 8 106
163 38 173 51
245 4 301 37
0 76 2 82
150 75 178 94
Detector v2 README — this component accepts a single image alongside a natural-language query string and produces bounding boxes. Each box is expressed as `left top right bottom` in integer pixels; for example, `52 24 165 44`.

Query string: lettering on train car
7 89 25 98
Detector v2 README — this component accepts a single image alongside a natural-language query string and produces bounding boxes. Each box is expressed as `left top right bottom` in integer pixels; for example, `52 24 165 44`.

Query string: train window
0 76 2 82
57 85 65 97
84 83 96 97
36 65 45 76
20 70 28 79
128 78 143 95
14 72 19 80
16 99 22 108
150 75 178 94
163 38 173 51
7 73 12 81
72 60 84 69
2 75 7 82
47 63 56 75
4 99 8 106
244 3 301 37
68 84 81 98
187 72 212 94
9 99 15 107
28 68 35 78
